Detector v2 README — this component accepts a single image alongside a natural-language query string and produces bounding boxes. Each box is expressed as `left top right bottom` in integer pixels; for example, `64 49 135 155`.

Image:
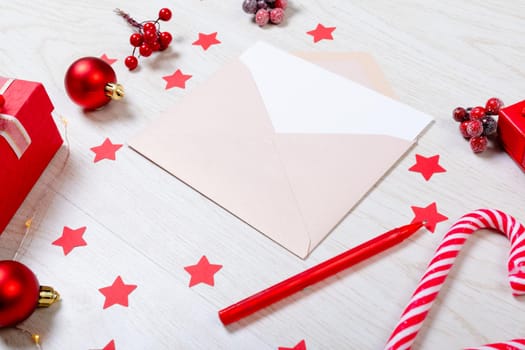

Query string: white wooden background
1 1 525 349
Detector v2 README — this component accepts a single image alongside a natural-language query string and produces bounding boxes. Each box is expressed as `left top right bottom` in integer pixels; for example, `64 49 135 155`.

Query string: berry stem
114 8 142 29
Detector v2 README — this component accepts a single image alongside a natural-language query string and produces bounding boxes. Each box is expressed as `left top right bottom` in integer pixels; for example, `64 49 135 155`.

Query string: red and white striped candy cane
465 338 525 350
385 209 525 350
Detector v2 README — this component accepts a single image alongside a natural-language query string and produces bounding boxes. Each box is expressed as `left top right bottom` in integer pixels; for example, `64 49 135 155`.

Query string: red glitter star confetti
52 226 87 255
100 54 117 65
98 276 137 309
279 340 307 350
184 255 223 287
408 154 447 181
90 138 123 163
411 202 448 233
162 69 192 90
306 23 336 43
192 32 221 51
103 340 116 350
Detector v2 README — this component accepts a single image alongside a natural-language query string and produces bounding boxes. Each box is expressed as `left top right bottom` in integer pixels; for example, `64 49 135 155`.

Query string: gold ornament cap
105 83 125 100
38 285 60 308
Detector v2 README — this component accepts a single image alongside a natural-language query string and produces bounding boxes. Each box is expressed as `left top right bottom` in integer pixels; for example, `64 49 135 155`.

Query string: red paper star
279 340 307 350
98 276 137 309
409 154 447 181
90 138 123 163
100 54 117 65
162 69 192 90
306 23 336 43
103 340 116 350
52 226 87 255
192 32 221 50
411 202 448 233
184 255 222 287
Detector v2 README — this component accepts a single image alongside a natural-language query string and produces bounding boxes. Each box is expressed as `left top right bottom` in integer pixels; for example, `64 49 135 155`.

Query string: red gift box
498 101 525 172
0 77 63 234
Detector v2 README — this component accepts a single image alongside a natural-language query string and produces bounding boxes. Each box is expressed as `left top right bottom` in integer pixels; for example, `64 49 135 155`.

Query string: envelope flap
130 60 312 258
240 42 432 140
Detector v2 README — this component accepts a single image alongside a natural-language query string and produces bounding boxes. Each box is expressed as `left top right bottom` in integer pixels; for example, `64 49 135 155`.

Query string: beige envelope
130 43 432 258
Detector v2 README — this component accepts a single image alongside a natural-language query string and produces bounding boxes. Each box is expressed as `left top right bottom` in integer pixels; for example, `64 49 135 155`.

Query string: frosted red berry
452 107 467 122
469 106 485 120
125 56 138 70
130 33 143 47
255 9 270 26
459 121 470 138
244 0 286 26
466 120 483 137
270 8 285 24
158 8 172 21
275 0 288 9
485 97 503 115
469 136 488 153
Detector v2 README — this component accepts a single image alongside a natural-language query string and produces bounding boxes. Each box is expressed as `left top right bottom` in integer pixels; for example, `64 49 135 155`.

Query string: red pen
218 221 425 325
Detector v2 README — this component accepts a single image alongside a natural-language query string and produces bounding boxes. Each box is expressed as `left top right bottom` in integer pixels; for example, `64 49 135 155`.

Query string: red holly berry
125 56 138 70
485 97 503 115
117 8 172 72
143 30 158 44
459 121 470 138
159 32 172 47
466 120 483 137
158 8 172 21
142 22 156 32
469 106 485 120
129 33 143 47
469 136 488 153
452 107 467 122
150 41 161 52
139 43 153 57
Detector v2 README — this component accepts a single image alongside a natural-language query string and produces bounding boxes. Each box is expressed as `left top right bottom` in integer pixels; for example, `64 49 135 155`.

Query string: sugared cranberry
470 136 488 153
485 97 503 115
469 106 486 120
466 120 483 137
459 121 470 138
452 107 467 122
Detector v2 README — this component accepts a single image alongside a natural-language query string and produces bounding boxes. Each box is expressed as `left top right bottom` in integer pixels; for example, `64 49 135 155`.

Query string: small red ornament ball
64 57 118 110
0 260 40 328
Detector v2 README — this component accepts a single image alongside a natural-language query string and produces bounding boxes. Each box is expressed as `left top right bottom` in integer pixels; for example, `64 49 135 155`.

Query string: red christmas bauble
0 260 40 328
64 57 124 110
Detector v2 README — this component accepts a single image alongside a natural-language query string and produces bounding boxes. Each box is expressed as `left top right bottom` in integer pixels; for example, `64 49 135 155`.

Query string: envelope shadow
223 231 426 332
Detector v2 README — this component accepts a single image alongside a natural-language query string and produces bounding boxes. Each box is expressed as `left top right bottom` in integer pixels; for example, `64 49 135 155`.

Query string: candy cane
385 209 525 350
465 339 525 350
